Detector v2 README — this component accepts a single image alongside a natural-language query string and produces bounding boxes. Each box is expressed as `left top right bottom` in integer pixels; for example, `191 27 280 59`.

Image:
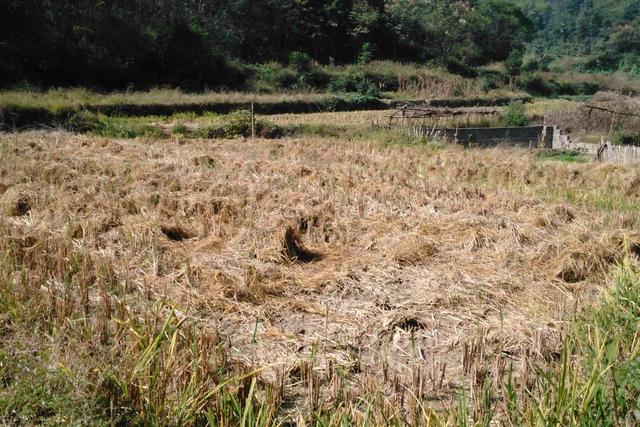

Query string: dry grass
269 110 389 127
0 88 327 111
527 98 582 116
1 131 639 423
539 70 640 94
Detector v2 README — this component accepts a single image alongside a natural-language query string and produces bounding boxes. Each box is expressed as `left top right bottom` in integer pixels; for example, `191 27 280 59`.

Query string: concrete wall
423 126 554 148
414 124 640 164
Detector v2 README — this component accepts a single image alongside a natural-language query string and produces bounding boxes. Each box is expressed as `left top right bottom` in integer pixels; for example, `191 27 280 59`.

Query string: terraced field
1 131 638 424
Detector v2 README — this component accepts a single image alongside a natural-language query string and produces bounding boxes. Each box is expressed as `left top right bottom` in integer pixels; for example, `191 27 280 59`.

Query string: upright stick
251 101 255 139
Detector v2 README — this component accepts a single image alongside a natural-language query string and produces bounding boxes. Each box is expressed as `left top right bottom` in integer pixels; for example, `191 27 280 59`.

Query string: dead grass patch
390 234 437 265
1 131 638 424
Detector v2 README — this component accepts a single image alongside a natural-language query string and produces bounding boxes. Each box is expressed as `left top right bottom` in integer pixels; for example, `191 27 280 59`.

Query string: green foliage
0 350 107 426
171 124 190 136
355 79 380 99
446 57 479 78
327 77 356 93
619 53 640 76
612 132 640 146
506 48 525 76
288 51 312 73
518 73 601 96
250 59 331 92
516 0 640 74
357 42 374 65
516 261 640 425
223 110 255 137
0 0 535 89
470 0 535 64
323 93 383 112
536 149 588 163
480 70 509 92
500 102 529 126
251 63 298 91
66 112 164 139
208 110 283 139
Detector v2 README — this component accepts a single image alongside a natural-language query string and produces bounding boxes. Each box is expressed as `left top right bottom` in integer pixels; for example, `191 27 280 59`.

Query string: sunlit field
1 130 638 425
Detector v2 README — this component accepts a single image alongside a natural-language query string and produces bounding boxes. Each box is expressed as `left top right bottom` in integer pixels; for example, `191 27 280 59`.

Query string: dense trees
515 0 640 74
1 0 635 89
0 0 535 89
0 0 243 88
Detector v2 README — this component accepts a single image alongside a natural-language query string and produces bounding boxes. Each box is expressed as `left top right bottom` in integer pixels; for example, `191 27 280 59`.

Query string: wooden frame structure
584 103 640 135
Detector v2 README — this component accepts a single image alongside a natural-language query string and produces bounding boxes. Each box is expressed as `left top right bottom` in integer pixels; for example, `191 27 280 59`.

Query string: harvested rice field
1 131 639 425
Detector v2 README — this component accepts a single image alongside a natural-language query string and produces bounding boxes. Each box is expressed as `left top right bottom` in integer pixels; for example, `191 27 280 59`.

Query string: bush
298 68 331 90
363 71 398 91
323 93 384 112
327 77 356 93
171 124 190 136
327 72 390 94
519 73 602 97
500 102 529 126
479 69 508 92
65 111 102 133
518 74 559 96
211 110 283 138
618 53 640 76
445 57 478 78
522 59 541 72
222 110 253 136
356 79 380 98
505 49 524 76
357 42 373 65
288 51 312 73
252 63 298 91
612 133 640 146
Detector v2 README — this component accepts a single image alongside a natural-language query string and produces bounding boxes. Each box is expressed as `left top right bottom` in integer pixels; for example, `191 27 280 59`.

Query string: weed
500 102 529 127
537 149 588 163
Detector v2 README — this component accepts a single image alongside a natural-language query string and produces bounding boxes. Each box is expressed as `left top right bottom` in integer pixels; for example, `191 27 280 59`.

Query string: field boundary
0 95 533 131
0 99 384 130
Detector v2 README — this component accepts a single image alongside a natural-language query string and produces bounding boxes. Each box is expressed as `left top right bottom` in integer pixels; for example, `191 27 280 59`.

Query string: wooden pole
251 101 255 139
608 111 616 136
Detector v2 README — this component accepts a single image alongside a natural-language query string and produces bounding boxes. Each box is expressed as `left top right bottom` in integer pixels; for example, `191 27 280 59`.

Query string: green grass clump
0 349 108 426
66 111 165 139
508 260 640 426
536 149 588 163
210 110 283 138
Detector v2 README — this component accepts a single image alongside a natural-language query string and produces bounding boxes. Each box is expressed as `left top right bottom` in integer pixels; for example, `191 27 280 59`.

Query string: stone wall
423 126 554 148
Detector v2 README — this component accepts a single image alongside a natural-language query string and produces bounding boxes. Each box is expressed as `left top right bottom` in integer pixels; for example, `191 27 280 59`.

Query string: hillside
516 0 640 73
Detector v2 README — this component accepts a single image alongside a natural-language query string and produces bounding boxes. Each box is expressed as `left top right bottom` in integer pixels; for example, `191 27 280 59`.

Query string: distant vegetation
1 1 638 94
0 0 530 90
516 0 640 75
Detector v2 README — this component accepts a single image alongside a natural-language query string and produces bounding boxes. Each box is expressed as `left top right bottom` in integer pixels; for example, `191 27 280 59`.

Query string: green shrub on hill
500 102 529 126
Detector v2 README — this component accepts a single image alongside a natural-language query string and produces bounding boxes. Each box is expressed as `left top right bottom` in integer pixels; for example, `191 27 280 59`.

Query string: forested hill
516 0 640 72
0 0 637 89
0 0 531 88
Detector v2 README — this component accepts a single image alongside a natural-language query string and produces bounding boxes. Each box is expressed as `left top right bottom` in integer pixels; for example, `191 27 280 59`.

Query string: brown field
1 131 639 424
